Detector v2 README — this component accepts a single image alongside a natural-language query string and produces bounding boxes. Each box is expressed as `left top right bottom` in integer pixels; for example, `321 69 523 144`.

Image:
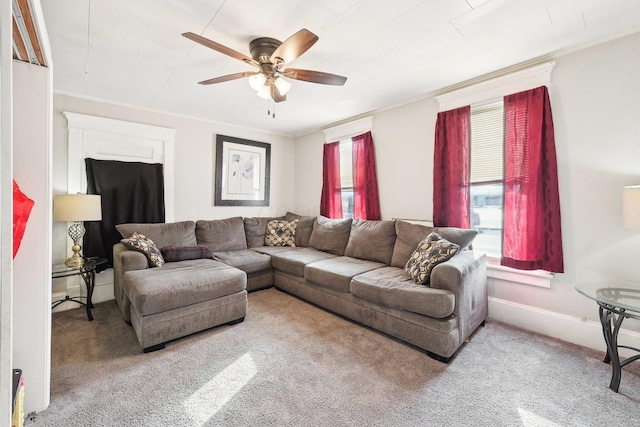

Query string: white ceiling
41 0 640 137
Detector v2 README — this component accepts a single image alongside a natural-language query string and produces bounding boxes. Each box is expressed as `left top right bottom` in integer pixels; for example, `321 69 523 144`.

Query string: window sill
483 255 553 288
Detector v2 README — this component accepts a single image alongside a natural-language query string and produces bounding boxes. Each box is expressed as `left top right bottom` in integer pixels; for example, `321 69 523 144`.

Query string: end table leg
600 305 624 392
80 269 95 321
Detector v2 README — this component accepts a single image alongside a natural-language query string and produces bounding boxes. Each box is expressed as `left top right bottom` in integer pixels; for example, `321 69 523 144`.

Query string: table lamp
623 185 640 230
53 194 102 268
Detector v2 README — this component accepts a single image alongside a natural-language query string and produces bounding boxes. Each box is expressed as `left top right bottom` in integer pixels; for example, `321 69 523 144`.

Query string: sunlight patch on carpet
183 353 257 426
518 408 564 427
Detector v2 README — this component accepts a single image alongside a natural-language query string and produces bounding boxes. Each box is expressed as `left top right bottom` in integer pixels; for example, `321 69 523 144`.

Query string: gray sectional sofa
113 213 488 362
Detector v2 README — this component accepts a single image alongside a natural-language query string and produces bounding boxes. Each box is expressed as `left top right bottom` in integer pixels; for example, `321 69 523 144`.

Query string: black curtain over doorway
84 158 165 270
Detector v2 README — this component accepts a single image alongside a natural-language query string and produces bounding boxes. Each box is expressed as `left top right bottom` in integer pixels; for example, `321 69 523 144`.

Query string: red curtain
433 106 471 228
13 180 35 258
352 131 381 220
502 86 564 273
320 141 343 218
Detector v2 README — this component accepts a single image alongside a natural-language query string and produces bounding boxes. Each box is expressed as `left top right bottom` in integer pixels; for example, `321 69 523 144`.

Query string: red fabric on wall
320 141 343 219
433 106 471 228
502 86 564 273
352 131 381 220
13 180 35 258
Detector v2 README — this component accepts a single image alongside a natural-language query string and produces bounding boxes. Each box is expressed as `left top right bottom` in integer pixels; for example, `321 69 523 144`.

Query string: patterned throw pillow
160 245 214 262
264 219 298 247
121 232 165 267
404 232 460 285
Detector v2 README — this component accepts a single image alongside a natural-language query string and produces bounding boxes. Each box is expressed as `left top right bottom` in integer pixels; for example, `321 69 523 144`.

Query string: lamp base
65 253 85 268
65 241 85 268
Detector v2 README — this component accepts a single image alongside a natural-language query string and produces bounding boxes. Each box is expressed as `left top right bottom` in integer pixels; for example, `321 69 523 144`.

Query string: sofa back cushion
434 226 478 250
285 212 316 247
196 217 247 252
243 216 285 248
116 221 196 249
390 221 477 268
344 220 397 265
309 216 352 256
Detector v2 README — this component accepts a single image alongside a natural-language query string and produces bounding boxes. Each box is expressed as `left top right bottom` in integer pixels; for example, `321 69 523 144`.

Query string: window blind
470 100 504 183
339 140 353 188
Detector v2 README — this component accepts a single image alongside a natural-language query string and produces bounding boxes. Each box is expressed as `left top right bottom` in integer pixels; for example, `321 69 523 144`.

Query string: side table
52 257 108 321
576 284 640 392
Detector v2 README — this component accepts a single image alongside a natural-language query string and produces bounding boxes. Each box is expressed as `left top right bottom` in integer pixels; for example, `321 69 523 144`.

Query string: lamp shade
623 185 640 230
274 77 291 95
248 73 267 91
53 194 102 222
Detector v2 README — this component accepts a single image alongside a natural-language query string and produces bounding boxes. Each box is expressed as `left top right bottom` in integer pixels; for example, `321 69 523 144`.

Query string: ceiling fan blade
182 32 259 67
270 29 319 65
270 84 286 103
283 68 347 86
198 72 256 85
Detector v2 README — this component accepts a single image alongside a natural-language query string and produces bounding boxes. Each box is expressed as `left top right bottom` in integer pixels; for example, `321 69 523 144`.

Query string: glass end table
52 257 108 321
576 283 640 392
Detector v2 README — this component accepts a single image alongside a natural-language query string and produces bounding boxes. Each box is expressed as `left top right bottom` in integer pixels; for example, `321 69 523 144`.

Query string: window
339 139 354 218
470 100 504 257
434 67 563 273
320 128 381 220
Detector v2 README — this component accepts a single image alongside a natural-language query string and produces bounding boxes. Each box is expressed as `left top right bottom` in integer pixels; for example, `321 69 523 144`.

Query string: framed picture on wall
214 134 271 206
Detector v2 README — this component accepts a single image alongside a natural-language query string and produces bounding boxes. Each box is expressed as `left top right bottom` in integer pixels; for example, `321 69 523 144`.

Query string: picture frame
214 134 271 206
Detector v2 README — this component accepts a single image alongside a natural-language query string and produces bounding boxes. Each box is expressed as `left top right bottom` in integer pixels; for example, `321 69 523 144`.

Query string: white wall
13 61 52 414
294 31 640 349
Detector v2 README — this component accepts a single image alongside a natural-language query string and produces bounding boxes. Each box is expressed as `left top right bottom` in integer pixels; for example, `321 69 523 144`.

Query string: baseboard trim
488 297 640 358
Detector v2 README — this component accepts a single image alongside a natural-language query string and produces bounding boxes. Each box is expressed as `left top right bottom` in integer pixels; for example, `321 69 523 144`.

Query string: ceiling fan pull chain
266 98 276 119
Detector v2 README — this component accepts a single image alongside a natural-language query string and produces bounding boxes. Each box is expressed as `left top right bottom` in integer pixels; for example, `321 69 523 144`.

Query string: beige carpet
29 288 640 426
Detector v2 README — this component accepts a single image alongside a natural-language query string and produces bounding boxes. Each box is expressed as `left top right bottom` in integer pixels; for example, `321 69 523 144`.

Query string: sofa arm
113 243 149 321
114 243 149 272
430 251 488 342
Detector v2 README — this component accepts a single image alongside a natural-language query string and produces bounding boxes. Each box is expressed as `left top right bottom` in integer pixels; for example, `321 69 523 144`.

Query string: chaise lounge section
113 213 488 362
113 221 248 352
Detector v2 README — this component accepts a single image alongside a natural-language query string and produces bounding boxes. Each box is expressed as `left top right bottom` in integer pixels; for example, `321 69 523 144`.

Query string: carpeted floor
29 288 640 426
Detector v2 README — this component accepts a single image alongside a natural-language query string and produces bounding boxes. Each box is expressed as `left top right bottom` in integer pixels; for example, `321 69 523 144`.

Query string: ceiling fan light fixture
274 77 292 96
248 73 267 91
256 85 271 99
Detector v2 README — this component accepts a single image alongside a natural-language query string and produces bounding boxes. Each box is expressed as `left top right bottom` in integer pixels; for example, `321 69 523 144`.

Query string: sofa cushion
434 227 477 250
121 232 165 267
350 266 455 318
123 259 245 316
243 216 285 248
270 248 338 277
160 245 213 262
116 221 196 249
390 221 435 268
214 249 272 274
344 220 396 265
405 232 460 285
264 219 298 247
251 246 297 256
305 256 385 293
309 216 352 256
391 221 476 268
285 212 316 247
196 217 247 252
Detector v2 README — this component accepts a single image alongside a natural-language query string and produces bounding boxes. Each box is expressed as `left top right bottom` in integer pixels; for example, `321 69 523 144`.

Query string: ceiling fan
182 29 347 104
